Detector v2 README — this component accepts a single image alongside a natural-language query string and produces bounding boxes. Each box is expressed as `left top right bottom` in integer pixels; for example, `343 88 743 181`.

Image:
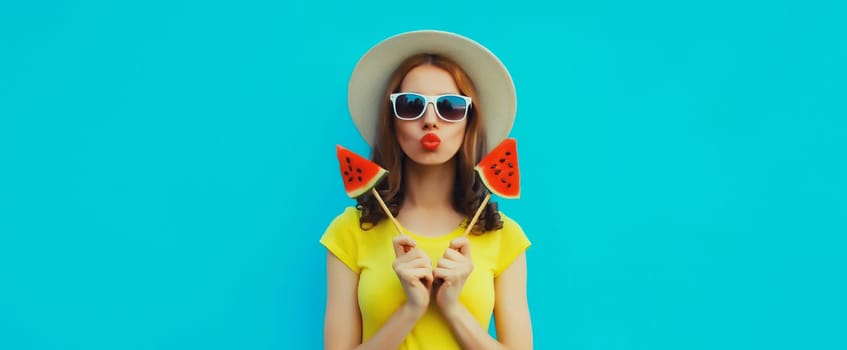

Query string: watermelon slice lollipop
336 144 388 198
335 144 404 235
463 138 520 235
474 138 520 199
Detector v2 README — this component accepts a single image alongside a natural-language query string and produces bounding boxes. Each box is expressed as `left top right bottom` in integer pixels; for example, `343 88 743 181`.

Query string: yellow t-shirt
320 206 531 350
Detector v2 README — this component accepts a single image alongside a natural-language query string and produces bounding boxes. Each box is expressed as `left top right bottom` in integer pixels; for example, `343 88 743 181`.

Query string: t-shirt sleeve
319 207 361 274
494 215 531 277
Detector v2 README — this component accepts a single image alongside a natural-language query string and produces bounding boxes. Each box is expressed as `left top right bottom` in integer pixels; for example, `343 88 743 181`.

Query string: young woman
321 30 532 350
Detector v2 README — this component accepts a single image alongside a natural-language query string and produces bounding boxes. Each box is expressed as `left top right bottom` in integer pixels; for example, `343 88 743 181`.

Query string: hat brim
348 30 516 151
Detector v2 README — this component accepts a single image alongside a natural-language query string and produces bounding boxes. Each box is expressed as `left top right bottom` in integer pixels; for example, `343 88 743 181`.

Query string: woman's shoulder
321 207 364 248
487 211 531 276
495 211 525 233
321 207 365 274
490 211 531 244
327 206 363 228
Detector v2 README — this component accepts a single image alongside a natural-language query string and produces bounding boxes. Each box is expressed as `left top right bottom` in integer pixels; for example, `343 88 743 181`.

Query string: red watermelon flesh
336 145 388 198
475 138 520 199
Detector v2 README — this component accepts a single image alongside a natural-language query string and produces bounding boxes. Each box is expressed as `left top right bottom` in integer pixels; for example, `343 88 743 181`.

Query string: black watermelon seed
507 184 512 188
348 165 353 171
501 178 507 183
490 164 497 169
508 162 513 168
499 158 506 163
347 177 353 182
344 171 349 176
356 168 362 173
505 151 512 156
346 157 350 163
509 171 514 176
494 169 501 175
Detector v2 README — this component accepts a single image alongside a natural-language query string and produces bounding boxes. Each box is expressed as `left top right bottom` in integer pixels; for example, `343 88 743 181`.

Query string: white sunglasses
389 92 472 122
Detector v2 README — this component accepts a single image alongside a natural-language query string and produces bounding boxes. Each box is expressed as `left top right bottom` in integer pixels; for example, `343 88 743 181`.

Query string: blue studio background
2 1 845 349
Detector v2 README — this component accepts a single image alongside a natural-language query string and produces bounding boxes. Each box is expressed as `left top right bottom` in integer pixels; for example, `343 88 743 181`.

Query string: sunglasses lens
436 95 468 121
394 94 425 119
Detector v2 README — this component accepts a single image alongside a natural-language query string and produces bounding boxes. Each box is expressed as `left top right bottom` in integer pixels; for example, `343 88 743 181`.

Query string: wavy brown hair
356 54 503 235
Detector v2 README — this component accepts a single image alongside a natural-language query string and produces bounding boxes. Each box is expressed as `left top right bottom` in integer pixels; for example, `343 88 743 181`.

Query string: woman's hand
392 235 434 316
434 237 473 313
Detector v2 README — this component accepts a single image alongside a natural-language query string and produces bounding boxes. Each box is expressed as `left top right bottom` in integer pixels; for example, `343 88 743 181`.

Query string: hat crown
348 30 516 151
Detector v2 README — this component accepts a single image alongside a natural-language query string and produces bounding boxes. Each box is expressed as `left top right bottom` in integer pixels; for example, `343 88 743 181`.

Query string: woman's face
394 64 468 166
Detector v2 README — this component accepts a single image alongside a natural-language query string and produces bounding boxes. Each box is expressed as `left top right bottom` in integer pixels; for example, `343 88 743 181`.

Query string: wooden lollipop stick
371 188 404 235
463 192 492 236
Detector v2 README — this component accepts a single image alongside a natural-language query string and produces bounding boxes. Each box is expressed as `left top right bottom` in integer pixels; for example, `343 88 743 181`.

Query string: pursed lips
420 133 441 151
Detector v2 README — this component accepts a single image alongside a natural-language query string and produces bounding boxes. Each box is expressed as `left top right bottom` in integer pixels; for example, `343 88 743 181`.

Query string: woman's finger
405 268 433 283
448 237 471 256
399 257 431 270
442 247 467 262
393 235 416 257
433 267 455 281
437 257 458 269
411 256 432 268
421 269 434 287
394 248 427 267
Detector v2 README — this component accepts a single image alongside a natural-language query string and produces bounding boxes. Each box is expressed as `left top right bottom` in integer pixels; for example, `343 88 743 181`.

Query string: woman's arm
492 252 533 349
324 236 433 350
324 252 362 350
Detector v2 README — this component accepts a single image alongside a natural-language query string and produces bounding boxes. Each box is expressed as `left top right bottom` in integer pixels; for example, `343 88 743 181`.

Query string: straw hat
347 30 516 150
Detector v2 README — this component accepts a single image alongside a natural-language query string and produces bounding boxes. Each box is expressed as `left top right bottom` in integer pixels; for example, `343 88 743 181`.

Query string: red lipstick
421 133 441 151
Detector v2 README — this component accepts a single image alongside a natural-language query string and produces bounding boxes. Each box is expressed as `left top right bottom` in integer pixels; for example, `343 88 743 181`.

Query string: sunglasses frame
389 92 472 122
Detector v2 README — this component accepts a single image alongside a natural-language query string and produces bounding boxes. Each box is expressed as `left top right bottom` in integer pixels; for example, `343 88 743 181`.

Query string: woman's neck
401 157 456 211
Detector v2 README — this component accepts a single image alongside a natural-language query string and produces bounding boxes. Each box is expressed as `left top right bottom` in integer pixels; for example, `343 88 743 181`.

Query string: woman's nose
422 102 438 129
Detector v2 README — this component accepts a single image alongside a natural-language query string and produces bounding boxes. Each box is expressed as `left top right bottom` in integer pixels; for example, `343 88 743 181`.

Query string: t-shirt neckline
398 218 469 242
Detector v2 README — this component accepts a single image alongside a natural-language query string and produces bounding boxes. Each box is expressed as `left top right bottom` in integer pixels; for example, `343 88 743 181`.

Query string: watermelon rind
347 168 387 198
475 164 520 199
